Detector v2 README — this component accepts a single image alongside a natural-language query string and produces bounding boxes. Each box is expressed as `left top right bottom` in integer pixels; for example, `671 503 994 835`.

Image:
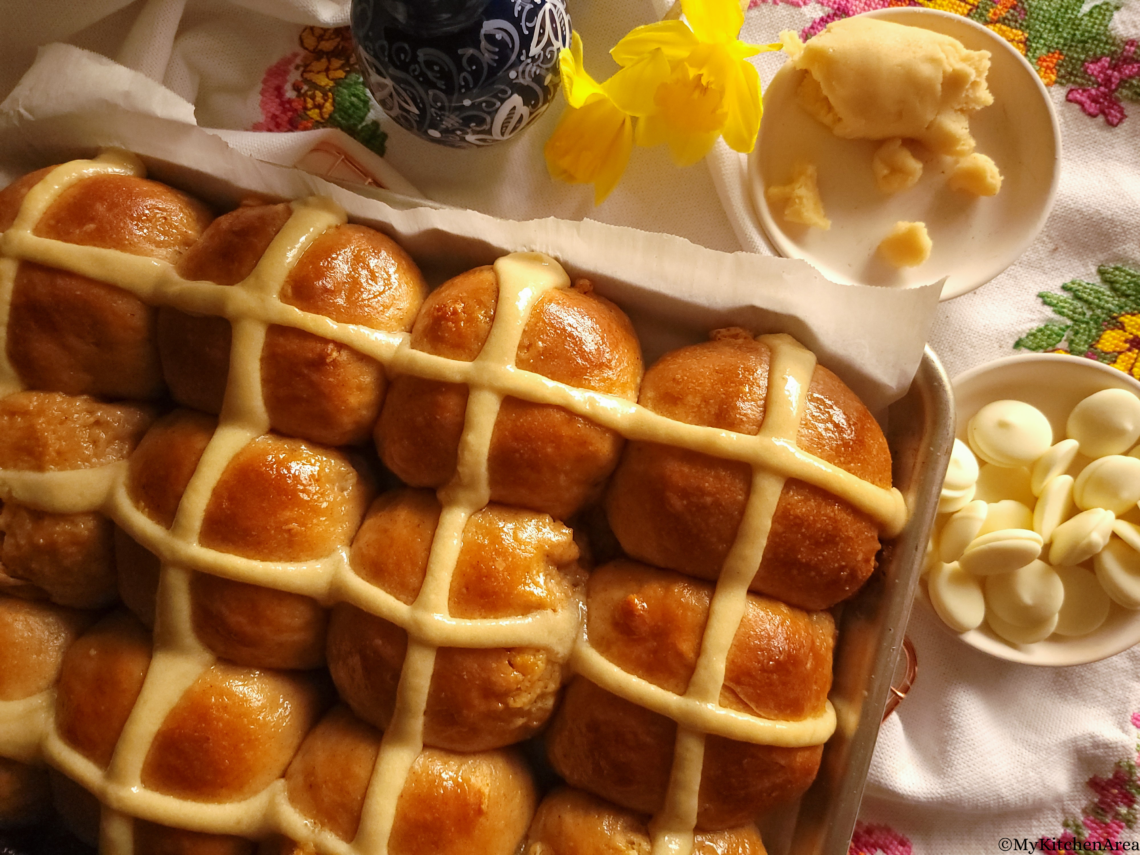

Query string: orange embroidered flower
303 56 349 89
1037 50 1064 86
301 26 348 55
1094 313 1140 379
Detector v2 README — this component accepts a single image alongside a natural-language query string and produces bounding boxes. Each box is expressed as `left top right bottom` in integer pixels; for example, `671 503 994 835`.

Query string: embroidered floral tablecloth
1 0 1139 852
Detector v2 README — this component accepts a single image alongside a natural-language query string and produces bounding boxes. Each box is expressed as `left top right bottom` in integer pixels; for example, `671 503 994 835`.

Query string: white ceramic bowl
749 7 1060 300
922 353 1140 666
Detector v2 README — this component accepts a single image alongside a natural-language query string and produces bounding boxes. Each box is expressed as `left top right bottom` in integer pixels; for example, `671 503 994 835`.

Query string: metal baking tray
771 346 954 854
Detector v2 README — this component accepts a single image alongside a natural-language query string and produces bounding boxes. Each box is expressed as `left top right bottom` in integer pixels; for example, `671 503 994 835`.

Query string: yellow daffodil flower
544 33 667 204
612 0 778 165
545 0 776 201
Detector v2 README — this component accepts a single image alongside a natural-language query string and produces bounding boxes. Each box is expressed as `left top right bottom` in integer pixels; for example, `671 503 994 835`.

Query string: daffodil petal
721 56 762 153
666 125 721 166
731 39 782 60
611 20 698 66
544 99 632 197
680 0 743 44
561 31 605 108
602 49 672 116
633 113 668 150
593 119 633 204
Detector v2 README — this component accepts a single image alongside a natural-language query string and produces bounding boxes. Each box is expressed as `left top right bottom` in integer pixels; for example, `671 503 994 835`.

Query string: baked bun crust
132 820 255 855
55 612 152 769
126 410 373 560
284 706 537 855
525 788 769 855
376 267 643 519
162 203 427 446
605 330 892 610
0 596 92 701
327 489 585 751
140 662 326 802
0 170 212 399
0 393 153 606
546 561 835 829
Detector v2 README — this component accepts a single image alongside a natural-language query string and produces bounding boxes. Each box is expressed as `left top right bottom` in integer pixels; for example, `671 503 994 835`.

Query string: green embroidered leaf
1069 318 1101 357
1040 292 1093 322
330 73 372 131
1099 264 1140 303
1015 323 1070 351
355 121 389 157
1062 279 1128 315
1027 0 1122 83
329 74 388 156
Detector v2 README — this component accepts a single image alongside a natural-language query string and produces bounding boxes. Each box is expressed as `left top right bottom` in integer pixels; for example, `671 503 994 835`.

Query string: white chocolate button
1094 537 1140 609
986 609 1059 644
939 482 977 514
939 500 988 563
1113 519 1140 553
978 499 1034 535
1049 508 1115 566
944 438 980 492
1073 455 1140 514
1031 439 1080 496
974 463 1036 506
959 529 1043 576
1054 565 1111 637
968 400 1053 468
1033 474 1075 543
928 562 985 632
1067 388 1140 458
984 559 1064 627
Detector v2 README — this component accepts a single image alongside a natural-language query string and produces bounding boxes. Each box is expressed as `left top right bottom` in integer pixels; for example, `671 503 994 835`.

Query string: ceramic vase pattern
351 0 572 147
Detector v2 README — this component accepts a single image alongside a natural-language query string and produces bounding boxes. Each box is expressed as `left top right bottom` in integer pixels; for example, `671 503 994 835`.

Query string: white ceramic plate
749 8 1060 300
922 353 1140 666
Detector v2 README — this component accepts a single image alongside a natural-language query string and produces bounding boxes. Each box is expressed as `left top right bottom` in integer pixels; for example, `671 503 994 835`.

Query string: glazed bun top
376 265 644 520
0 166 212 400
606 328 894 611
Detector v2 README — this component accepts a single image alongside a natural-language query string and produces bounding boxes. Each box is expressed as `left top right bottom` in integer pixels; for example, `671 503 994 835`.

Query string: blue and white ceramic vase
351 0 572 148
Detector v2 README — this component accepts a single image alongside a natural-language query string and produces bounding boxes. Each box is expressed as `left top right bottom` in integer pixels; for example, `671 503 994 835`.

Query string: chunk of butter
872 138 923 194
948 152 1003 196
766 160 831 230
791 17 993 157
878 221 931 268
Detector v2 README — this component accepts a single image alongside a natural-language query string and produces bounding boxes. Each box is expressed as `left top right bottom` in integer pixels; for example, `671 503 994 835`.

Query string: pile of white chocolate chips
926 388 1140 644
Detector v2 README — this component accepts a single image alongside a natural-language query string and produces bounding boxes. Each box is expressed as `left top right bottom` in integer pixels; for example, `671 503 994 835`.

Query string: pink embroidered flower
849 822 913 855
1067 40 1140 127
1130 711 1140 730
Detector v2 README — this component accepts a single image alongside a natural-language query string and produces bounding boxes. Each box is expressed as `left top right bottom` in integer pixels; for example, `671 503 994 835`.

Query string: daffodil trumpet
544 0 780 202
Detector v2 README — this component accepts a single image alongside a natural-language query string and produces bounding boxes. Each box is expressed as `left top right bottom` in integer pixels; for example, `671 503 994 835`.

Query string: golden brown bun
376 267 643 519
284 706 537 855
525 788 769 855
0 757 51 828
327 490 584 751
56 611 152 769
133 820 256 855
0 170 212 399
116 526 161 629
0 391 154 472
127 410 373 560
140 662 327 802
191 572 327 670
0 504 117 608
0 596 92 700
546 561 835 830
605 330 892 610
0 393 153 606
162 204 427 446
